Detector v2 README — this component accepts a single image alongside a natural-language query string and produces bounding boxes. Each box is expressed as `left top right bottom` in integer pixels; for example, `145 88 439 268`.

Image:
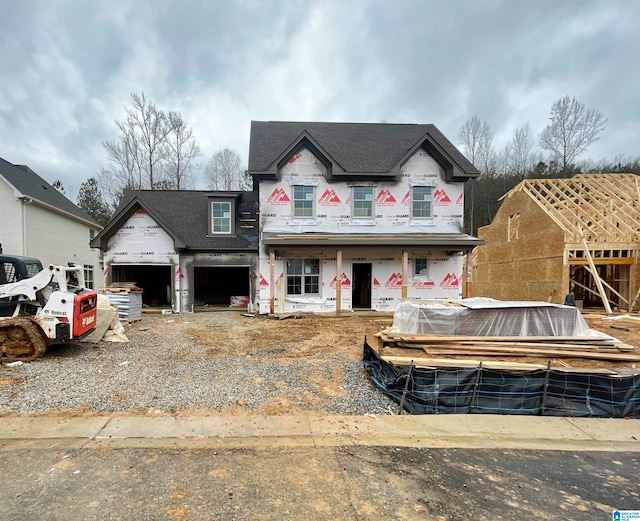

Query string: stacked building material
99 287 143 322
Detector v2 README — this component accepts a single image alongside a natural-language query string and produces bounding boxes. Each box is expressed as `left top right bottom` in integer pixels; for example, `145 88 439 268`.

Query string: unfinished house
473 173 640 311
91 190 259 312
248 121 483 314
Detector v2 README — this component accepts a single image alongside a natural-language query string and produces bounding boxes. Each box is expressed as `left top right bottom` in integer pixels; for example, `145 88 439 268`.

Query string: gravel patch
0 312 396 416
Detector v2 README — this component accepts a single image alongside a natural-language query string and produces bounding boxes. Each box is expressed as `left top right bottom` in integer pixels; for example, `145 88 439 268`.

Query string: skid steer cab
0 255 98 362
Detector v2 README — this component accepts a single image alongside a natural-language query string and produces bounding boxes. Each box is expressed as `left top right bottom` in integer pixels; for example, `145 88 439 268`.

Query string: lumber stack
374 327 640 372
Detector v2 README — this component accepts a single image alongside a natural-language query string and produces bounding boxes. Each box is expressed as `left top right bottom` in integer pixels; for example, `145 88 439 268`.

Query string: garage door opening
111 265 172 307
194 266 250 307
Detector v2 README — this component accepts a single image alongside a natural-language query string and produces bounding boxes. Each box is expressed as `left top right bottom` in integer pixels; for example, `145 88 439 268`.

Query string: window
414 258 429 276
286 259 320 295
411 186 433 219
83 265 94 289
352 186 374 218
293 185 315 218
211 201 232 234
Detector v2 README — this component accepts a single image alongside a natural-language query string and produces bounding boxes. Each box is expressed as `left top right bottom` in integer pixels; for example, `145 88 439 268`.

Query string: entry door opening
352 263 372 309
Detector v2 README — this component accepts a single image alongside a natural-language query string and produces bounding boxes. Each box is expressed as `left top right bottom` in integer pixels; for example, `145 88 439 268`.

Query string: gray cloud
1 0 638 199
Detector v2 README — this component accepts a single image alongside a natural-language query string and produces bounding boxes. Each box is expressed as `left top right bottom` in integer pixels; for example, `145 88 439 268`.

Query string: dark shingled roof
0 157 98 226
248 121 479 177
93 190 259 251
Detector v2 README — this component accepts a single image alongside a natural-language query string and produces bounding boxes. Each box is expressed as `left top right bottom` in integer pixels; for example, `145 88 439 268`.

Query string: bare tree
103 92 170 191
165 111 201 190
204 148 249 190
458 115 499 177
51 179 66 195
539 95 607 171
506 123 536 180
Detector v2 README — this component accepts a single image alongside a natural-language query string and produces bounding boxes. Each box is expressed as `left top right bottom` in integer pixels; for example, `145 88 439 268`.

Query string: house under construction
472 173 640 312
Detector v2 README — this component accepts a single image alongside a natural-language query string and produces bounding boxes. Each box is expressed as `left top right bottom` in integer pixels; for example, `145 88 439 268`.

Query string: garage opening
194 266 250 307
111 265 172 307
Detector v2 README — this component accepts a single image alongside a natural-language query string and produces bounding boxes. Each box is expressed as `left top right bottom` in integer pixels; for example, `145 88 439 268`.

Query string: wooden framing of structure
473 174 640 311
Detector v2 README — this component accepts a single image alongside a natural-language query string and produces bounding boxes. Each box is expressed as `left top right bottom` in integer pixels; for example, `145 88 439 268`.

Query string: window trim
209 199 235 235
413 258 430 278
286 258 321 296
292 185 316 219
410 185 434 220
351 185 375 220
83 265 94 289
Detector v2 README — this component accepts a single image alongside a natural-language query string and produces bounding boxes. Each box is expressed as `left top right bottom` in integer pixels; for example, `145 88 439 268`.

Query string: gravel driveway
0 311 396 416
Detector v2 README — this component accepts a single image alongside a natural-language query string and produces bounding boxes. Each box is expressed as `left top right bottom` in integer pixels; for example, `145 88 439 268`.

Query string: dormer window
210 200 234 235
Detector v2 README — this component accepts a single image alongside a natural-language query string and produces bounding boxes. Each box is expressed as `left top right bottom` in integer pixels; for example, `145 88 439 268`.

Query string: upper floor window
286 258 320 295
293 185 315 219
411 186 433 219
211 200 233 234
352 186 374 219
508 213 520 241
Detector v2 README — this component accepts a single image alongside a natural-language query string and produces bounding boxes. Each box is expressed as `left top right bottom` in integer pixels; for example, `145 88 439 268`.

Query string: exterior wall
24 203 101 272
257 147 466 313
102 208 259 312
0 178 24 254
0 179 100 281
258 247 463 313
473 191 566 303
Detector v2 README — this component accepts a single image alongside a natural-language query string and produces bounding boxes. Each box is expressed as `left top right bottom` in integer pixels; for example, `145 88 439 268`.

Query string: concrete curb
0 414 638 451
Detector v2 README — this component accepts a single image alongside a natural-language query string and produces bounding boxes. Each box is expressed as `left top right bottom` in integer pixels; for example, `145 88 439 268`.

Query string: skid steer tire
0 317 48 362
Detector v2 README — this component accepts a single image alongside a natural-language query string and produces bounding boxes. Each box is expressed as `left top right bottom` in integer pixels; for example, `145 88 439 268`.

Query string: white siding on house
0 177 26 254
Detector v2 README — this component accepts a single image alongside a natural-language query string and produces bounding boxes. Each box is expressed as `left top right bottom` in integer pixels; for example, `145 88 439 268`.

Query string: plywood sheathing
474 174 640 305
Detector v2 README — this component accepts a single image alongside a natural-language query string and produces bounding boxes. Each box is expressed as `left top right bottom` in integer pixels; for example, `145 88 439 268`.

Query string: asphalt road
0 445 638 521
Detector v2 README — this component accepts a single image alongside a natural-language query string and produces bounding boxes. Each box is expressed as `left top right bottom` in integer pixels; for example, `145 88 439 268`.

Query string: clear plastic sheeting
392 298 613 339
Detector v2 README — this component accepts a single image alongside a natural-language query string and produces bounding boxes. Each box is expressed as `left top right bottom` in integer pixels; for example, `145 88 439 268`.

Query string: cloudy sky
1 0 638 199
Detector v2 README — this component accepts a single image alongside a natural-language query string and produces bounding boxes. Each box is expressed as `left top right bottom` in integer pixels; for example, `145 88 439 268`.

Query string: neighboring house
473 173 640 311
91 190 258 311
248 121 483 314
0 157 101 287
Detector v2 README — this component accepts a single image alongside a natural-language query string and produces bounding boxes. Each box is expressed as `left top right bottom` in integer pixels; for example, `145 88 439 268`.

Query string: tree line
72 92 637 232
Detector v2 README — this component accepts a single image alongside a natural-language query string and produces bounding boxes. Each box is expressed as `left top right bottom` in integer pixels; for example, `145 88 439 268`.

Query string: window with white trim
286 259 320 295
211 201 232 234
411 186 433 219
292 185 315 218
83 265 94 289
414 258 429 277
352 186 374 218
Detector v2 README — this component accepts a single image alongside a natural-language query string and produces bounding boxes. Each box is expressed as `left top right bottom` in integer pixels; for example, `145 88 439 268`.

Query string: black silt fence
363 340 640 417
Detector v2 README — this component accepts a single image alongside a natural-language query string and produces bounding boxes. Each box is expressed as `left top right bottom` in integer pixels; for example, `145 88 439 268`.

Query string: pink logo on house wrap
434 189 452 206
288 153 302 163
267 188 291 204
412 280 435 289
401 191 410 205
385 273 403 288
456 193 463 205
375 189 397 206
373 278 381 288
259 274 269 287
318 189 341 206
330 273 351 287
133 208 147 217
440 273 460 289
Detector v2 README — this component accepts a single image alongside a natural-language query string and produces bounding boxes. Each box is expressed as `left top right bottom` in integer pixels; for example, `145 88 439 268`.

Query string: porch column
336 249 342 315
402 250 408 299
269 249 275 315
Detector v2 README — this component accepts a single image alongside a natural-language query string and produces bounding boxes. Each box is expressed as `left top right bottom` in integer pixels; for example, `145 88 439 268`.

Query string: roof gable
92 190 259 251
0 157 98 226
502 173 640 243
248 121 479 182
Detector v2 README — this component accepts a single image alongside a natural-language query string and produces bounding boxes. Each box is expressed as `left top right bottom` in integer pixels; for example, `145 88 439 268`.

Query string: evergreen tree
77 177 112 226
